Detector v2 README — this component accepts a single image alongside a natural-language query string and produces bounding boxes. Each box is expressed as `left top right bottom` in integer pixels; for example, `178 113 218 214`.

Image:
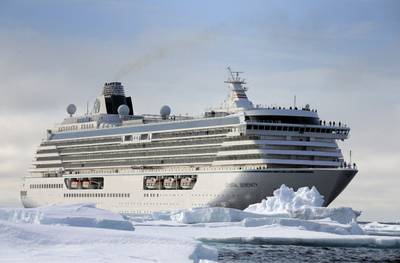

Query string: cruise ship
20 69 358 214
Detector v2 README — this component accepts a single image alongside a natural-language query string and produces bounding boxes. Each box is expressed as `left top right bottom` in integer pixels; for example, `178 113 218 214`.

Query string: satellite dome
66 104 77 116
117 104 130 116
160 105 171 119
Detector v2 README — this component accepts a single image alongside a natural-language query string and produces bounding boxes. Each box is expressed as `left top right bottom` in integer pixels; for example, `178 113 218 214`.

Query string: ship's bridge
244 107 320 125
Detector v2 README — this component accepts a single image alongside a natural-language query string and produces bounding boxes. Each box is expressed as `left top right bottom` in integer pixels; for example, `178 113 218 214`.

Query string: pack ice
134 185 400 249
0 203 217 263
0 203 134 231
1 185 400 263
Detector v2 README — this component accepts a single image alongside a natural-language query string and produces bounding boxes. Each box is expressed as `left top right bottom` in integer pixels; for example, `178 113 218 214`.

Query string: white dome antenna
117 104 130 116
66 104 77 117
160 105 171 120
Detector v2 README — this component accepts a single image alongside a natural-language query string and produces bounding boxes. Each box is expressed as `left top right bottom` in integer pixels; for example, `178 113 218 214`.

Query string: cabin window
124 135 133 141
140 134 149 140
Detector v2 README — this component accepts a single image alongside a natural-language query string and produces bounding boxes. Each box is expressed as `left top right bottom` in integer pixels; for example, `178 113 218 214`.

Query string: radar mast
220 67 254 113
225 67 247 91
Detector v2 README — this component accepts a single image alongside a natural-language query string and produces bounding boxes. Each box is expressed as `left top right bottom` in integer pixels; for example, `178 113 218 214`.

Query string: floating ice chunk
244 184 324 214
243 184 361 225
289 207 361 224
169 184 360 228
362 222 400 236
168 207 363 234
170 207 266 224
0 203 134 231
242 217 364 235
151 211 173 221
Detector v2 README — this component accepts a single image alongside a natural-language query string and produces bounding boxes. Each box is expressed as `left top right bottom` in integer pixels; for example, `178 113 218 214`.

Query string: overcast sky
0 0 399 221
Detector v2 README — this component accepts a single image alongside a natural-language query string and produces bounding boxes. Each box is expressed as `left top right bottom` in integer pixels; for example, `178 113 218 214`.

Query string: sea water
209 243 400 262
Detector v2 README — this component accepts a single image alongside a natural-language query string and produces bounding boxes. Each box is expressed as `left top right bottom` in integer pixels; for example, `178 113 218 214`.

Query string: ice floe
163 185 362 236
0 203 134 231
1 185 399 263
362 221 400 236
0 204 217 262
0 220 217 263
130 184 400 249
170 207 265 224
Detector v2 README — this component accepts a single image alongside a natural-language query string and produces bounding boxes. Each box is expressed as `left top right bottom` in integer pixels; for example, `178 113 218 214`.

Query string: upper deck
46 69 350 144
30 74 357 177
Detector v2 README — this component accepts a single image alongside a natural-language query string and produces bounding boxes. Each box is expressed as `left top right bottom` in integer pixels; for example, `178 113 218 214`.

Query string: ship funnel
93 82 134 115
102 82 125 97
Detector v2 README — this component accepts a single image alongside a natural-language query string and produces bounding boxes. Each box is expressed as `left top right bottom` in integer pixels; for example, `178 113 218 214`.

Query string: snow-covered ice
132 185 400 248
0 204 217 263
0 203 134 231
244 184 325 214
1 185 400 262
170 207 266 224
362 221 400 236
0 220 217 263
243 185 360 224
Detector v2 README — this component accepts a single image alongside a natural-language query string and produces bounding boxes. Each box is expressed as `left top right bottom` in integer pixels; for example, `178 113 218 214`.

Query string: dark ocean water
207 243 400 263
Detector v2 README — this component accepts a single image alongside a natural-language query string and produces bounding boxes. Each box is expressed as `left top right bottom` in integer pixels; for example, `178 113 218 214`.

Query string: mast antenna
227 66 235 80
226 66 244 82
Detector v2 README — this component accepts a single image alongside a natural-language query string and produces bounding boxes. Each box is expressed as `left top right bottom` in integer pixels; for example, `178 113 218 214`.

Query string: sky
0 0 399 221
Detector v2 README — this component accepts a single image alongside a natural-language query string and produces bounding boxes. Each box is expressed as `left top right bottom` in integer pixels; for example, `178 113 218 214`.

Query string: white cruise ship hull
21 168 357 214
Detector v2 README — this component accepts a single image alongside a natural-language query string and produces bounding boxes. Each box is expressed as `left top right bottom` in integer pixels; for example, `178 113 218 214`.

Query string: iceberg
166 185 362 233
244 184 325 214
244 184 361 224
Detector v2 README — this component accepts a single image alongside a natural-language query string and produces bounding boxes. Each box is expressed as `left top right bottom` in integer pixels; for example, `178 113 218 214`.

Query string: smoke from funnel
113 29 216 80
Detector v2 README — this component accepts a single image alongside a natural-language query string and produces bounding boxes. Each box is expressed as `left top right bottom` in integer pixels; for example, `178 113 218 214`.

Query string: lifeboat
145 177 158 189
180 176 193 189
163 177 176 189
82 180 90 189
70 180 81 189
